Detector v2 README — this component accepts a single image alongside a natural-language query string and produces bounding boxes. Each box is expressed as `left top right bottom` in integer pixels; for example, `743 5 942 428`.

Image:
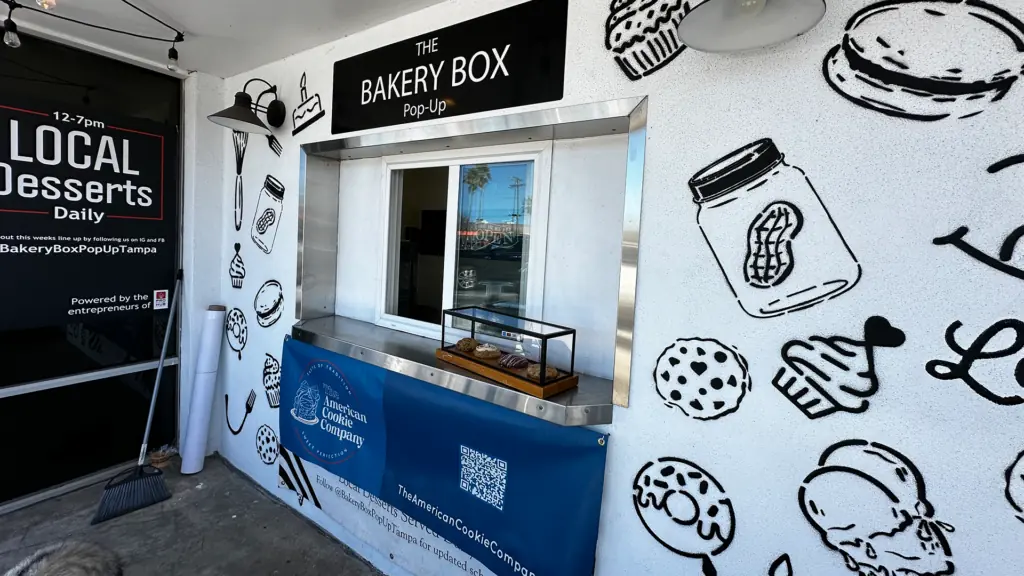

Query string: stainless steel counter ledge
292 316 614 426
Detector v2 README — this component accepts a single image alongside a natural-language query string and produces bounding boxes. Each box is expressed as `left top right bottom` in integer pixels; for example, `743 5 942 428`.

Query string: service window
377 143 552 340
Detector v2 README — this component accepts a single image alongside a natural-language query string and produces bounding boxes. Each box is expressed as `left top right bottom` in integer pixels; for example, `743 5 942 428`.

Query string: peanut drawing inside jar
690 139 860 318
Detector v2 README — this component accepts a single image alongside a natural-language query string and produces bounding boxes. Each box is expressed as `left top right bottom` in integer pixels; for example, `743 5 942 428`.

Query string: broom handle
138 269 183 466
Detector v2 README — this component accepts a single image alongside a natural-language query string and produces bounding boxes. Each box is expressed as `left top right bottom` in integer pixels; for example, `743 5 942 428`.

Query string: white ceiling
10 0 447 77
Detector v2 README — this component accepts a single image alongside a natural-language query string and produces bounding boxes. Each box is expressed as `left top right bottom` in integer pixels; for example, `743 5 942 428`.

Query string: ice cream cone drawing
633 457 735 575
773 316 906 419
800 440 955 576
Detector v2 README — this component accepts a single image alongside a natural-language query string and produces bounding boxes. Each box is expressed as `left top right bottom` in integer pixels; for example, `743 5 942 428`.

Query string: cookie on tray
455 338 479 353
526 363 559 382
473 344 501 360
499 353 530 370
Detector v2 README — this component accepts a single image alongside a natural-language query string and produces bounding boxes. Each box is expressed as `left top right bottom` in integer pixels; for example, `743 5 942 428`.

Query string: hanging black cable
118 0 181 36
0 0 184 44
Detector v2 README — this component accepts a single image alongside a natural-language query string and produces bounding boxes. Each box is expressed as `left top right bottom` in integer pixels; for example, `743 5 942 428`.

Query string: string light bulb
36 0 55 10
3 11 19 49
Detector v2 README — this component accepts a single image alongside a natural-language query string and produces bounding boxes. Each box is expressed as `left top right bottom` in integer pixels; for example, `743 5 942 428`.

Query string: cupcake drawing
229 243 245 289
291 379 320 425
605 0 694 81
263 353 281 408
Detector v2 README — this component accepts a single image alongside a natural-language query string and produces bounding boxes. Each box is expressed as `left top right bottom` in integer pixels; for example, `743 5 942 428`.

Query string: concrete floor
0 457 381 576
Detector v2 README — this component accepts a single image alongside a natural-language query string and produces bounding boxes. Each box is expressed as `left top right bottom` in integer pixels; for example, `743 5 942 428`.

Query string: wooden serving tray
435 347 579 399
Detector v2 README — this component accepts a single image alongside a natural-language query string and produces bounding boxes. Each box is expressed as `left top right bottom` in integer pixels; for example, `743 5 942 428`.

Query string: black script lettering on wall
933 225 1024 281
1005 449 1024 524
690 138 861 318
773 316 906 419
768 554 793 576
799 440 956 576
632 457 735 576
331 0 567 133
654 337 751 420
823 0 1024 121
605 0 693 81
0 101 177 331
926 318 1024 405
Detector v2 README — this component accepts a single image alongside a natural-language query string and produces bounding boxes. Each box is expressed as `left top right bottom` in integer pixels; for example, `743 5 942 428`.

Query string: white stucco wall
198 0 1024 574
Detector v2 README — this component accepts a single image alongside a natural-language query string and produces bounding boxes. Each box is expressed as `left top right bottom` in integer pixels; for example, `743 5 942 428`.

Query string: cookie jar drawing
690 139 861 318
251 175 285 254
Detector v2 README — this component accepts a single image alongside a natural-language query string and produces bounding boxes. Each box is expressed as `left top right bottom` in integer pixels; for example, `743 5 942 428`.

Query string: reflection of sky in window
459 162 533 224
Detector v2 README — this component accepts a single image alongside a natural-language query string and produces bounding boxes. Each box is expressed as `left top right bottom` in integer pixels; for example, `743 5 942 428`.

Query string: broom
92 270 183 524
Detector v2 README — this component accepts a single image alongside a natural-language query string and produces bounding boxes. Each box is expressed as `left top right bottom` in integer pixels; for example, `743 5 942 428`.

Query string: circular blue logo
290 360 368 464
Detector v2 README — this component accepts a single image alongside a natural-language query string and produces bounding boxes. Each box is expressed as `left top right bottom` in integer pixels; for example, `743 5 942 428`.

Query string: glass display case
436 306 577 398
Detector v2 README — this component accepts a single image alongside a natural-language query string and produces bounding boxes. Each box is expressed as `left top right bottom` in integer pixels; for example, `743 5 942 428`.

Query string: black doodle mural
232 130 248 232
225 389 256 436
933 225 1024 281
769 555 793 576
292 72 326 136
633 457 735 575
926 318 1024 405
267 133 283 157
800 440 955 576
251 175 285 254
263 353 281 408
225 308 248 359
691 138 861 319
773 316 906 419
256 424 280 465
1005 449 1024 524
823 0 1024 121
254 280 284 328
280 445 322 509
229 243 245 289
605 0 692 81
654 338 751 421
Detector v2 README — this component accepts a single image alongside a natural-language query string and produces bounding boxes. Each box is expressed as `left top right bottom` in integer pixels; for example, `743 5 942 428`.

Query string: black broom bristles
91 465 170 525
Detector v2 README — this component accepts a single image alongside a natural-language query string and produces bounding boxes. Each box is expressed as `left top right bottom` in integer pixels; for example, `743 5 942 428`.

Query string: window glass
453 161 534 317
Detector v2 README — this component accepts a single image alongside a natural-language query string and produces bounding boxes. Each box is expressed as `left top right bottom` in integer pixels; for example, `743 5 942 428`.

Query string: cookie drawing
823 0 1024 121
800 440 955 576
773 316 906 419
256 424 279 465
654 338 751 420
633 457 735 575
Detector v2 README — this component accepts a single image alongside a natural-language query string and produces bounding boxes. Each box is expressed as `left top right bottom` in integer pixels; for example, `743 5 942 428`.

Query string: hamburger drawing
254 280 284 328
800 440 955 576
824 0 1024 121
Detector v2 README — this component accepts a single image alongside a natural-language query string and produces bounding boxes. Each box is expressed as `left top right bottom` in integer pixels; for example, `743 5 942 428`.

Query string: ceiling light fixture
3 5 19 48
676 0 826 53
208 78 287 135
0 0 185 64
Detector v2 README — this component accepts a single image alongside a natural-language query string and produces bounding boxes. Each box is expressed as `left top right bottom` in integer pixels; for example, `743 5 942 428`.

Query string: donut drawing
633 457 735 575
225 308 248 360
654 338 751 420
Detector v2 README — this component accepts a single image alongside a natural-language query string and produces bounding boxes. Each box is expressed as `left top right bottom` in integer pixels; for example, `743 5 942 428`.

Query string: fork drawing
267 134 282 157
226 389 257 435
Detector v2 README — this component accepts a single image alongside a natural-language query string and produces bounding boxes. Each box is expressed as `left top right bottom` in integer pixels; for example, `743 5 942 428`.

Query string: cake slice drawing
772 316 905 419
292 72 326 136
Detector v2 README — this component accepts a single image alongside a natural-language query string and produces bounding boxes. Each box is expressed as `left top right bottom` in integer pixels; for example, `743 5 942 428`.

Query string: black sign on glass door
331 0 568 134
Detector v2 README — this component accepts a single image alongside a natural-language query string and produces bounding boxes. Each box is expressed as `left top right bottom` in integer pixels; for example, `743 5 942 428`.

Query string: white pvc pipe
180 305 226 475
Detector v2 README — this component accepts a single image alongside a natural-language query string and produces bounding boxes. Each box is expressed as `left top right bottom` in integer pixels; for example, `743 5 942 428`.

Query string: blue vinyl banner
280 337 609 576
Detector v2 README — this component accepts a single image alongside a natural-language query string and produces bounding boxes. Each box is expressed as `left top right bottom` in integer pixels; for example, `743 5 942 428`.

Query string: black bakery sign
331 0 568 134
0 100 177 331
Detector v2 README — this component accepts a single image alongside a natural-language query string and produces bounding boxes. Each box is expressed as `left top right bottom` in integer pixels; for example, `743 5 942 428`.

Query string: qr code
460 445 507 511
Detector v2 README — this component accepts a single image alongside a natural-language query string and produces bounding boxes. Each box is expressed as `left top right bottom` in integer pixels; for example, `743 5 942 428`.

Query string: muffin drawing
229 243 245 289
773 316 905 419
824 0 1024 121
605 0 694 81
633 457 735 575
263 353 281 408
654 337 751 421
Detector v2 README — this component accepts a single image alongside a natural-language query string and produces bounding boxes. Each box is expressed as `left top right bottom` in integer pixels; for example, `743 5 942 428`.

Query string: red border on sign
0 106 165 221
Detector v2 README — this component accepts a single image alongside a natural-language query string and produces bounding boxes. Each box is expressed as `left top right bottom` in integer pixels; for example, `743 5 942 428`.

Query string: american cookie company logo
291 361 369 463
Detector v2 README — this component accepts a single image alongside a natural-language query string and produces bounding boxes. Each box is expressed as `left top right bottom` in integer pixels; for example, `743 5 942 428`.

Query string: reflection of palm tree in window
462 165 492 222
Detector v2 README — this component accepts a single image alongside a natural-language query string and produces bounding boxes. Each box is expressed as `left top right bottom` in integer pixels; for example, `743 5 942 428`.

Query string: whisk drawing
233 130 249 232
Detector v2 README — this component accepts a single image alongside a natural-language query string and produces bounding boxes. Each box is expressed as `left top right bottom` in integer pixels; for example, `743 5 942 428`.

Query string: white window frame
375 141 553 342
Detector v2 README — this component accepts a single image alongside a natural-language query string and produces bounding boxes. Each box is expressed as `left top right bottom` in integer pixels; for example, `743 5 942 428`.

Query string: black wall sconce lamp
208 78 286 135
